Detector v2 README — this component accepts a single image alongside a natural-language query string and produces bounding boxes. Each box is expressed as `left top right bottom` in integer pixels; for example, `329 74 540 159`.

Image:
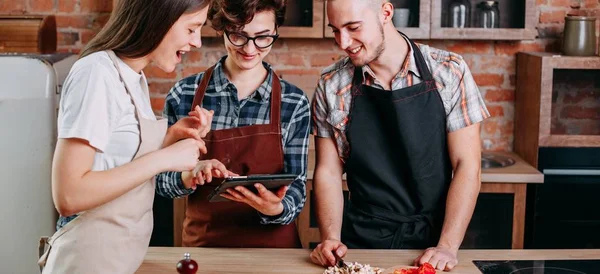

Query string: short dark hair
208 0 286 33
81 0 210 58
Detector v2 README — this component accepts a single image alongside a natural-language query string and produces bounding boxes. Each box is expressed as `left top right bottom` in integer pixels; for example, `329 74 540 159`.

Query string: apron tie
348 198 434 248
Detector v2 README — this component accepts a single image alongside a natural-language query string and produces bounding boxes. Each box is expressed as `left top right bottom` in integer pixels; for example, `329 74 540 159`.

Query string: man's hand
310 239 347 267
413 246 458 271
220 183 288 216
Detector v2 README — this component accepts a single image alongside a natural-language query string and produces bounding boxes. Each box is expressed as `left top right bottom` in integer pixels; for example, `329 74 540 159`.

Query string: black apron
341 35 453 249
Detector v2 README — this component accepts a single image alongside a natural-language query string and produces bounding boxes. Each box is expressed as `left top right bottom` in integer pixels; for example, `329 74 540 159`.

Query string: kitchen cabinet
430 0 537 40
515 52 600 155
117 0 538 40
515 52 600 249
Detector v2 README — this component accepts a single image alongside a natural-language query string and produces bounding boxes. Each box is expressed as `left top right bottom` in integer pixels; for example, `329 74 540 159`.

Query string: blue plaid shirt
156 57 310 225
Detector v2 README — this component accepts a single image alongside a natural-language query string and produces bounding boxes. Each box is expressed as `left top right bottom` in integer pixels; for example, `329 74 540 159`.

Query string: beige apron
38 50 167 273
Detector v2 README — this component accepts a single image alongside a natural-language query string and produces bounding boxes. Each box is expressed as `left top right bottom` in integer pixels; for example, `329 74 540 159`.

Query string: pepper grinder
176 253 198 274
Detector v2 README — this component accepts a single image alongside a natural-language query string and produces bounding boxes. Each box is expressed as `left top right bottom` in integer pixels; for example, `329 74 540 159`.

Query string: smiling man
309 0 490 271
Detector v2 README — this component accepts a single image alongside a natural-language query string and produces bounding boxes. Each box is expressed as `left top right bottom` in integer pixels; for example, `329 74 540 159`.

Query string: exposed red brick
563 90 600 104
0 0 26 13
276 69 322 77
182 66 209 77
550 0 575 7
560 106 600 119
80 0 112 12
486 105 505 117
485 89 515 102
56 15 91 29
478 56 515 73
483 120 498 135
540 10 567 24
150 97 165 113
28 0 54 12
500 121 514 135
183 50 203 64
473 73 504 87
494 41 546 55
58 0 76 12
265 53 307 67
578 120 600 135
57 31 79 46
148 81 177 95
446 41 493 55
551 121 568 134
143 64 177 79
80 29 95 44
483 138 511 151
91 14 111 30
309 53 344 67
285 39 340 52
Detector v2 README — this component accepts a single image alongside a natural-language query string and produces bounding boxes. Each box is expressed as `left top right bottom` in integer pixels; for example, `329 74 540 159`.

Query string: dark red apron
182 66 300 248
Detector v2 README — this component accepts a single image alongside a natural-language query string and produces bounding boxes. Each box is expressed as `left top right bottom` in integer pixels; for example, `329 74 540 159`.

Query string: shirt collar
115 55 144 93
211 56 273 103
355 34 421 90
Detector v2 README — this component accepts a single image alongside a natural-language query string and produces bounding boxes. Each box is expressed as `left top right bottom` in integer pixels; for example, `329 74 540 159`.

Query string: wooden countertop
307 150 544 184
137 248 599 273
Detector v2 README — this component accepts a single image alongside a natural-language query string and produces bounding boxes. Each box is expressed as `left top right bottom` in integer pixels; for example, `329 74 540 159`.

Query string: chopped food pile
323 262 384 274
393 263 436 274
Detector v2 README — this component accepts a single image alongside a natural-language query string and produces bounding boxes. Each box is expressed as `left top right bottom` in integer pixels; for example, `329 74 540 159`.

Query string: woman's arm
52 137 203 216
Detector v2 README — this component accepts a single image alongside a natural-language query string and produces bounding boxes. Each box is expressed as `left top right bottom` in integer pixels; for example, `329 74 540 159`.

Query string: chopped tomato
393 262 435 274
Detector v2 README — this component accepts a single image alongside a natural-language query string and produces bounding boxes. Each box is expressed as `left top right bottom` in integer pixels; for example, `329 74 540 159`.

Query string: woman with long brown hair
38 0 219 272
156 0 311 248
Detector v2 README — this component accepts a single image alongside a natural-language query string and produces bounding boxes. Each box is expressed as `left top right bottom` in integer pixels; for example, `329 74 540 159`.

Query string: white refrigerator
0 53 77 274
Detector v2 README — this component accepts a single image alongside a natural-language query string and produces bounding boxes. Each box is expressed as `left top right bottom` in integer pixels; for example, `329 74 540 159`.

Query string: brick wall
551 69 600 135
2 0 599 151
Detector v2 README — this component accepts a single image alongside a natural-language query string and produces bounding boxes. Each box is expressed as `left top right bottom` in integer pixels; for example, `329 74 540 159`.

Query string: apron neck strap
351 32 434 93
106 50 144 120
192 65 283 129
400 32 433 81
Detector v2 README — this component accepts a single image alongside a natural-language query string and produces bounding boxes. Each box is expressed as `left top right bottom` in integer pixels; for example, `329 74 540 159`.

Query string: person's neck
119 55 148 74
366 27 409 90
223 56 268 100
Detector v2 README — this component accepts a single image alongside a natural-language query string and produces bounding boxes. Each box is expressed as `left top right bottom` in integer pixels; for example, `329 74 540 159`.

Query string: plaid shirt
156 57 310 225
312 40 490 160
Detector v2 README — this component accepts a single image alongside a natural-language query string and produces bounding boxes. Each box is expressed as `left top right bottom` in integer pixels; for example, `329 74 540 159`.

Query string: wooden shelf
279 0 324 38
515 52 600 166
324 0 431 39
431 0 536 40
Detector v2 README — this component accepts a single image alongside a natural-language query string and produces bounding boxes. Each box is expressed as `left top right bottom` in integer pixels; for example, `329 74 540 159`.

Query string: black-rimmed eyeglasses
225 30 279 49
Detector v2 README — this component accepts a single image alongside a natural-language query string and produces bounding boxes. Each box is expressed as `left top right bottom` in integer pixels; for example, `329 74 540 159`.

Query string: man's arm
438 123 482 250
314 136 346 242
414 123 482 271
310 136 350 267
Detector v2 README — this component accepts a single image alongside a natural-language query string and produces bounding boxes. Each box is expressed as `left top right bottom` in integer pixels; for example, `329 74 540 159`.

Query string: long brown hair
80 0 210 58
208 0 286 33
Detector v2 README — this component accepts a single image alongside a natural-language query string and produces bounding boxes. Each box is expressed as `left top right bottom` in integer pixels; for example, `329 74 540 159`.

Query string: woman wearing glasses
156 0 310 248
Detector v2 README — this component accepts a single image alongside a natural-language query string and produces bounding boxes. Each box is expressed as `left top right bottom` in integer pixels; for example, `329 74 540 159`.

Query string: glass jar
476 1 500 28
448 0 471 28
